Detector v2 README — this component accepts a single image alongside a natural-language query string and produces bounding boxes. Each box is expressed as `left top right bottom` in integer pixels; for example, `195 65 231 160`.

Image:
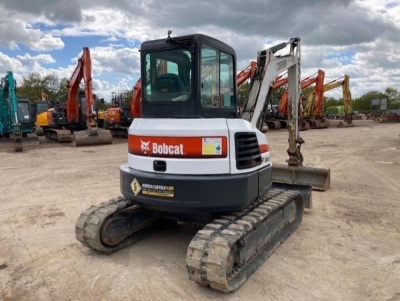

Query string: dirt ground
1 120 399 301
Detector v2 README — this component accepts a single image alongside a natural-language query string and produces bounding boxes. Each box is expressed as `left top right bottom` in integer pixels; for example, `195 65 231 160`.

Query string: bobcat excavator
0 71 39 152
40 47 112 146
323 75 353 127
76 33 330 292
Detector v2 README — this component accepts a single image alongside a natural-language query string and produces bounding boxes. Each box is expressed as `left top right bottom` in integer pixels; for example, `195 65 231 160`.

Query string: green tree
385 87 400 109
325 96 340 108
54 77 69 103
17 72 45 102
17 72 67 104
352 90 386 111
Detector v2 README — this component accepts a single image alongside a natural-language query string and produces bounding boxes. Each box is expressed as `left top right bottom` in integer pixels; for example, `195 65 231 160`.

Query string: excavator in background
38 47 112 146
300 69 328 129
277 69 325 130
244 67 325 131
0 71 39 152
103 78 141 137
323 75 353 127
33 92 51 135
236 61 257 86
76 33 330 292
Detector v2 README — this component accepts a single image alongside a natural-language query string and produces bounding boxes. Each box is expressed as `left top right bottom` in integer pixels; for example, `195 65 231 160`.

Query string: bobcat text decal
140 140 184 155
129 135 227 158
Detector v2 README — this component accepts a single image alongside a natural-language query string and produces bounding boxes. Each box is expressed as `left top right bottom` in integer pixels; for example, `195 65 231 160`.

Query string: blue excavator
0 71 39 152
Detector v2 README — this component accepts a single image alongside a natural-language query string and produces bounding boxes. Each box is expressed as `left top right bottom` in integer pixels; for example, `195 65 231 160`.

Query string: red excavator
40 47 112 146
76 33 330 292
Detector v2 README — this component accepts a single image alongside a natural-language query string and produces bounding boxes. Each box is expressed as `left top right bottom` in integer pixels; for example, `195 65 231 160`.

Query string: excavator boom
324 75 353 125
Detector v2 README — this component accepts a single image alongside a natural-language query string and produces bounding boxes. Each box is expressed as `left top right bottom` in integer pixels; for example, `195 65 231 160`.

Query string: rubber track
186 188 304 292
76 197 138 254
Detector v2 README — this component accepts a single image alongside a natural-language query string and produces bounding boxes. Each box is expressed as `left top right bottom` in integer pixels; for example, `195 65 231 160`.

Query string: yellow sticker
130 178 142 196
202 138 222 155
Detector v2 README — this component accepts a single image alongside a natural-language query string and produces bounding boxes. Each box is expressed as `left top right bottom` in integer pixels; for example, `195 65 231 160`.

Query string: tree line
13 72 132 111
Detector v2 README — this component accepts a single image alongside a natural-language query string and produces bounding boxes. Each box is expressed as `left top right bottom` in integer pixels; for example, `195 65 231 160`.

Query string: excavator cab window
200 45 235 109
17 101 31 122
35 101 49 114
144 49 191 102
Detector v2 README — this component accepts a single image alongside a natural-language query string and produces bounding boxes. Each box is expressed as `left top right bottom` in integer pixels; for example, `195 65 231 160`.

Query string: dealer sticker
142 183 175 198
202 138 222 155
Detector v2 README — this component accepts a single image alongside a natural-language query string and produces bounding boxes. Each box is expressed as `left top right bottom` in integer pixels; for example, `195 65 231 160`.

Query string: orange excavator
299 69 327 129
257 69 325 130
237 61 257 86
103 78 141 137
40 47 112 146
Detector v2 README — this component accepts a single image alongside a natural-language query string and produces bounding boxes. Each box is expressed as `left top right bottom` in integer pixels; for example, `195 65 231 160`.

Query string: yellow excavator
323 75 353 127
76 33 330 292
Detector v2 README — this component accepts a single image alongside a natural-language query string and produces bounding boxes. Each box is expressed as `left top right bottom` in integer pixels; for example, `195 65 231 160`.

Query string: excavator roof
140 33 236 56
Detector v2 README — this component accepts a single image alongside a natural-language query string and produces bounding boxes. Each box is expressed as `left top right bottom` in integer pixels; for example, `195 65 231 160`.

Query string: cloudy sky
0 0 399 101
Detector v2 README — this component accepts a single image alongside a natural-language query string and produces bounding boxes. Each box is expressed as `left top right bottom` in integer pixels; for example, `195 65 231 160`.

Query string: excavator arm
66 47 97 131
0 72 22 151
66 47 112 146
240 38 301 131
130 78 142 118
303 69 325 118
276 69 325 119
324 75 352 124
237 61 257 86
0 72 39 151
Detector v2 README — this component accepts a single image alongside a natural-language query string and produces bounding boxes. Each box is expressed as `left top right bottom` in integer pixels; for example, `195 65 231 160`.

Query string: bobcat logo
141 140 151 154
